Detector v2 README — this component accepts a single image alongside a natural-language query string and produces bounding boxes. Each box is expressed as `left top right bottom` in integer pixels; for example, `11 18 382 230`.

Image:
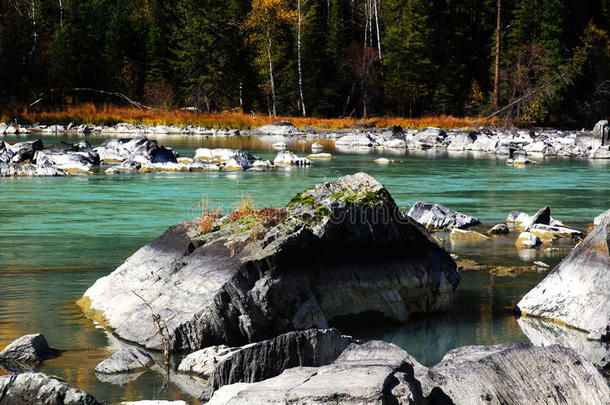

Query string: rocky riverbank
2 119 610 160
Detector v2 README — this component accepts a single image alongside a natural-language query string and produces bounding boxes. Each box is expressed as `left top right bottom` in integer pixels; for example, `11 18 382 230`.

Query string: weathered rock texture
419 343 610 404
179 328 353 400
516 217 610 340
517 317 610 368
0 372 99 405
407 201 480 230
207 342 610 404
0 334 59 364
206 340 425 405
79 173 458 351
94 347 154 374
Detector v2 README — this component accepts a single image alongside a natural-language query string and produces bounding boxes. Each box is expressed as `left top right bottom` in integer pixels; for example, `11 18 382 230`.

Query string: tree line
1 0 609 124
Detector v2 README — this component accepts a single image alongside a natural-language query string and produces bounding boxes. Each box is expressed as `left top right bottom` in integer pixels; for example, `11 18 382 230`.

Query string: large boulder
593 119 609 145
418 343 610 404
7 139 44 163
34 141 100 174
180 328 353 400
78 173 458 351
0 333 60 363
0 372 99 405
94 135 178 164
207 340 425 405
516 217 610 340
407 201 480 231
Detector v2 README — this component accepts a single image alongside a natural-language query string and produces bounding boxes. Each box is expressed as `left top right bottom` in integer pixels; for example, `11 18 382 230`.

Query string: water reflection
517 317 610 367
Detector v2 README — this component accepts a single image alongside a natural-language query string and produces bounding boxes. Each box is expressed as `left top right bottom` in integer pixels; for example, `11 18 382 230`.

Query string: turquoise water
0 134 608 403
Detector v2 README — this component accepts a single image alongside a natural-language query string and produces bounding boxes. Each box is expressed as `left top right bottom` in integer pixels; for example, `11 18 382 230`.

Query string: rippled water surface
0 134 608 403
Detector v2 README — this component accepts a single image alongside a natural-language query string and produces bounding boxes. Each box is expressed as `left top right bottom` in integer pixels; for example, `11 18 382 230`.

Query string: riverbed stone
594 209 610 226
514 232 542 249
94 135 178 164
78 173 459 351
449 228 489 242
407 201 480 231
94 347 154 374
193 328 354 400
488 223 509 235
418 343 610 404
254 121 299 136
0 372 100 404
207 340 425 405
8 139 44 163
516 218 610 340
517 317 610 368
273 151 312 166
0 333 60 364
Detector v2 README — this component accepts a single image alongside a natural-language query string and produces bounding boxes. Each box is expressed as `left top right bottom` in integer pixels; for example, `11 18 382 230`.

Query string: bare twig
28 88 153 110
131 290 171 368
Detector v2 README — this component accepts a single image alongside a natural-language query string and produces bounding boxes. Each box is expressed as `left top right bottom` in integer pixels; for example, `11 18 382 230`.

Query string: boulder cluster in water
0 135 314 177
1 173 608 404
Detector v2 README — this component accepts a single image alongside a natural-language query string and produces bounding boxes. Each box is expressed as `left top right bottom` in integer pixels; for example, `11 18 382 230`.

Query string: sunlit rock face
79 173 458 351
516 217 610 341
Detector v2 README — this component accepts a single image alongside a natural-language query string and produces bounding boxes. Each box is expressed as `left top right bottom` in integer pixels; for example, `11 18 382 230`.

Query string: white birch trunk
297 0 307 117
266 25 277 117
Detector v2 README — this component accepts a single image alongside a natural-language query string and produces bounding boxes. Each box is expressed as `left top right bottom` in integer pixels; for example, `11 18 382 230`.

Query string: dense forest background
1 0 609 124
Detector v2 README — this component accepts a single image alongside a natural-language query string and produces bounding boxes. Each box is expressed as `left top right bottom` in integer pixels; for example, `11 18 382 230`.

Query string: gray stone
94 135 178 164
94 347 154 374
254 121 299 136
407 201 480 230
207 340 425 405
7 139 44 163
517 219 610 340
193 328 353 401
0 372 99 404
517 317 610 368
419 343 610 404
593 119 609 145
0 162 67 177
594 209 610 226
0 333 60 364
526 206 551 229
79 173 459 351
488 223 509 235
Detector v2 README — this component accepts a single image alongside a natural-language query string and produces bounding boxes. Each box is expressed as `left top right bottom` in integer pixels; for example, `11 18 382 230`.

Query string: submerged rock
0 372 99 405
407 201 480 231
418 343 610 404
78 173 458 351
0 333 60 364
449 228 489 241
516 218 610 340
94 347 154 374
207 340 425 405
189 328 353 400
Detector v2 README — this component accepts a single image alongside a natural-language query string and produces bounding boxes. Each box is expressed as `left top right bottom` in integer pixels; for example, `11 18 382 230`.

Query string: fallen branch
131 290 171 368
28 88 153 110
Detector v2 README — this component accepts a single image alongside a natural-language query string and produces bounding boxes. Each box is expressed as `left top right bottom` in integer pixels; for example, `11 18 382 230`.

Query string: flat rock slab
419 343 610 404
517 219 610 340
79 173 458 351
0 333 60 364
95 347 154 374
0 372 100 405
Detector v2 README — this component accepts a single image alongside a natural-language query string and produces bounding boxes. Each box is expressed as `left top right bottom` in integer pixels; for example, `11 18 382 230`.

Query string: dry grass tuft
200 207 222 235
2 104 495 130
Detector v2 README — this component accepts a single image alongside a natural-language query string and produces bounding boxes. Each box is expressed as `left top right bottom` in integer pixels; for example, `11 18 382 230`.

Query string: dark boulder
0 333 60 364
79 173 459 351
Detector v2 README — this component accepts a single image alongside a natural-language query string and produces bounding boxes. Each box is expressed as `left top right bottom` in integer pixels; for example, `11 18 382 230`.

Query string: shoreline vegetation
2 104 497 131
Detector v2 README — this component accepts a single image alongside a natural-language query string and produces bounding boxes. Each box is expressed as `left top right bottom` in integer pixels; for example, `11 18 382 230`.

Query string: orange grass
2 104 495 130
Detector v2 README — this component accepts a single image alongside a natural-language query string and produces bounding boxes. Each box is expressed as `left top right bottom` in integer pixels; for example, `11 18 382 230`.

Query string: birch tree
245 0 296 116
